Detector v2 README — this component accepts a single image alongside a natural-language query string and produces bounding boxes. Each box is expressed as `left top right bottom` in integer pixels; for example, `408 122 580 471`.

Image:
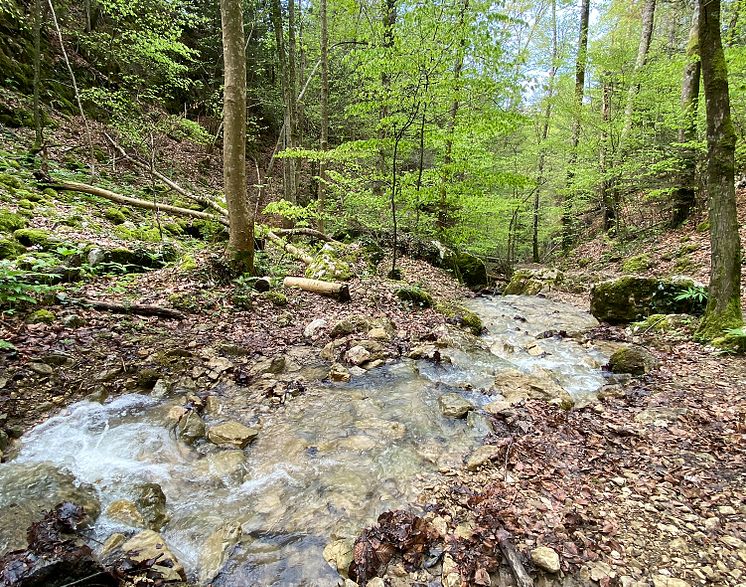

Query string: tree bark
32 0 43 151
600 74 616 232
283 277 350 301
696 0 743 340
287 0 300 202
672 4 701 227
317 0 329 233
220 0 254 272
562 0 591 250
620 0 657 146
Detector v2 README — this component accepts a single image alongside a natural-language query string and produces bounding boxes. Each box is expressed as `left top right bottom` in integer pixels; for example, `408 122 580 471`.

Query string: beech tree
696 0 743 340
220 0 254 272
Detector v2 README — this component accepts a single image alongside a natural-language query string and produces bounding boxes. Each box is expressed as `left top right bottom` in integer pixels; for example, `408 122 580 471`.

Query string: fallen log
75 298 186 320
266 231 314 265
50 179 229 226
272 228 337 242
283 276 350 302
497 529 534 587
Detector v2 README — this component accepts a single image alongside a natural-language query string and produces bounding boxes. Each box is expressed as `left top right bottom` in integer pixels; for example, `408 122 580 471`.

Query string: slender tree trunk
533 0 557 262
375 0 396 200
288 0 300 203
220 0 254 272
672 4 701 227
600 74 616 232
317 0 329 233
621 0 657 146
562 0 590 250
696 0 743 340
32 0 43 151
270 0 294 210
438 0 469 234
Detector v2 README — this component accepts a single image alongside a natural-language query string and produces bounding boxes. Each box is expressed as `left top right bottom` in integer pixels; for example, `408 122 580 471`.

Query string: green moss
42 188 58 198
436 302 483 335
62 214 83 227
0 173 22 190
164 222 184 236
696 220 710 232
609 346 656 375
179 254 197 271
104 207 127 225
263 291 288 307
674 255 694 272
26 309 56 325
114 224 162 242
17 199 34 210
13 228 53 248
168 292 200 313
396 285 433 308
695 297 743 342
0 237 23 259
622 254 651 274
633 313 694 333
0 209 26 232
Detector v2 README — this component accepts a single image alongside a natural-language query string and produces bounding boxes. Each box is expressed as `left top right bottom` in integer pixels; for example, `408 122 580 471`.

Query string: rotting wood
74 298 186 320
266 231 314 265
497 528 534 587
283 276 350 301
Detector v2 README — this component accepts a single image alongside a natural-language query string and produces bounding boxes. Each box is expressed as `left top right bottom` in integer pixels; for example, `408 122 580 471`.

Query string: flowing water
1 295 613 586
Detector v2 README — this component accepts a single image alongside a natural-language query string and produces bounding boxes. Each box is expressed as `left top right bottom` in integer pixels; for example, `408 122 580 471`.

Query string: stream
0 295 613 586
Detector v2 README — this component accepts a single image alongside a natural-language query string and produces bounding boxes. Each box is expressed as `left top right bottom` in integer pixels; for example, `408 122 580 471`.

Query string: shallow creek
3 295 613 585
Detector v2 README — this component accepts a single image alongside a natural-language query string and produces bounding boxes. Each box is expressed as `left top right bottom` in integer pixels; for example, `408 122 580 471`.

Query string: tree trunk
220 0 254 272
375 0 397 200
696 0 743 340
533 0 557 262
33 0 43 151
620 0 657 146
438 0 469 233
287 0 300 202
600 74 616 232
562 0 591 250
317 0 329 233
283 277 350 301
672 4 701 227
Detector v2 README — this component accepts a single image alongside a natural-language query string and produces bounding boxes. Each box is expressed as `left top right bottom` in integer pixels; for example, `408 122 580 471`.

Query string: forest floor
1 118 745 587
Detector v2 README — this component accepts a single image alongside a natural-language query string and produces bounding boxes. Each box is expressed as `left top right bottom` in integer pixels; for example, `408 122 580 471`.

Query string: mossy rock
42 188 57 198
13 228 54 248
17 199 34 210
590 276 706 324
621 254 651 274
396 285 433 308
88 246 168 272
263 291 288 307
26 309 56 325
0 173 23 190
163 222 184 236
445 251 488 289
0 237 23 259
504 268 560 296
306 243 356 281
114 223 162 242
168 292 201 313
104 207 127 225
608 345 657 375
0 209 26 232
436 302 483 335
711 332 746 354
633 314 694 333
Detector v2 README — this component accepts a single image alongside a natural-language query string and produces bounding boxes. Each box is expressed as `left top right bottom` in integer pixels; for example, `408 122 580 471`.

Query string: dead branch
283 276 350 301
266 231 314 265
272 228 336 242
103 132 227 216
497 529 534 587
49 179 229 226
74 298 186 320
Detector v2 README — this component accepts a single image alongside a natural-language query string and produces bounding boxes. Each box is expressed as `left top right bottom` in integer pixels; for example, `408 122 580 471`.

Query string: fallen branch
497 529 534 587
266 231 314 265
74 298 186 320
104 132 228 216
272 228 337 242
49 179 229 226
283 276 350 302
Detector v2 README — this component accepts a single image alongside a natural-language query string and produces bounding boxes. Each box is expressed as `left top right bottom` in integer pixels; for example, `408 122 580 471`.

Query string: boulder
304 318 328 338
493 369 574 410
134 483 169 531
531 546 561 573
328 363 351 382
121 530 185 582
396 285 433 308
323 539 354 578
177 411 206 444
466 445 500 471
445 251 488 289
0 463 100 553
305 242 356 281
438 393 474 418
330 315 371 338
609 345 657 376
345 345 371 366
207 421 259 448
106 500 145 528
197 522 242 585
504 268 560 296
590 276 706 324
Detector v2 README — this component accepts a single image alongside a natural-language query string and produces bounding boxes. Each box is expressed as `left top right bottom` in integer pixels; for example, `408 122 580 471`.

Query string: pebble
531 546 561 573
28 362 54 376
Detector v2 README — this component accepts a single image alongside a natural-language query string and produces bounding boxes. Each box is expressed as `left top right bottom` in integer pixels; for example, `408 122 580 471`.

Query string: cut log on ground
49 179 229 226
283 276 350 301
74 298 186 320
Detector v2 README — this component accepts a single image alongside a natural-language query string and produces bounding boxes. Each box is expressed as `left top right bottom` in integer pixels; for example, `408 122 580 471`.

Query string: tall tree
696 0 742 340
562 0 591 249
317 0 329 232
672 3 701 227
220 0 254 271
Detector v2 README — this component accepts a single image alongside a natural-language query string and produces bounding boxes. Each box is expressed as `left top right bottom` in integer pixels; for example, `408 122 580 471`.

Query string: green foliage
262 201 317 227
674 286 708 305
0 259 57 313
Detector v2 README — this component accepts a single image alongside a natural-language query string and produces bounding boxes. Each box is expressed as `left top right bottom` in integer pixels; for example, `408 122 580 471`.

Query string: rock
151 378 170 398
26 309 55 325
121 530 185 582
330 315 371 338
0 429 9 452
717 505 736 515
445 251 488 289
207 356 234 374
177 411 206 444
304 318 328 338
203 450 246 481
100 533 127 559
250 355 287 376
345 345 371 366
483 399 512 415
61 314 84 328
329 363 351 382
504 268 560 296
0 463 100 553
136 368 160 389
367 579 385 587
134 483 169 530
438 393 474 418
198 522 242 584
42 352 72 366
306 242 355 281
165 405 187 425
106 500 145 528
609 345 657 375
590 276 706 324
442 554 460 587
207 421 259 448
349 366 367 377
396 285 433 308
531 546 561 573
368 327 390 341
466 445 500 471
28 362 54 376
204 395 222 415
652 577 690 587
323 539 353 578
436 302 484 335
493 368 574 410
